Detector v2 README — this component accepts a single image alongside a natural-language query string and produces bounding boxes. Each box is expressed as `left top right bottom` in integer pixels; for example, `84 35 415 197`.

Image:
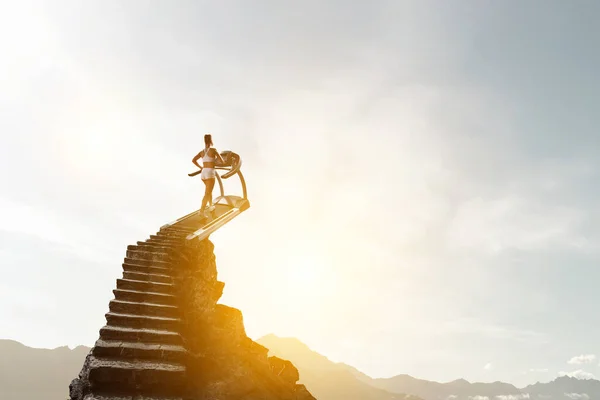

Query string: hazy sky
1 0 600 388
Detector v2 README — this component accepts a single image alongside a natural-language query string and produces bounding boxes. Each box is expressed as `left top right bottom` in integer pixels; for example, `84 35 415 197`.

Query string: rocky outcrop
69 224 315 400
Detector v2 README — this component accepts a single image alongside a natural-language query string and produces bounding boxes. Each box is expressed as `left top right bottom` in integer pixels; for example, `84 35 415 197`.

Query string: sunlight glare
272 247 336 314
286 255 322 288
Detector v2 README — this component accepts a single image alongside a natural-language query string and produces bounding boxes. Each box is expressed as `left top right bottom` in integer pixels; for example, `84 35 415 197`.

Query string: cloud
558 370 596 380
495 395 530 400
565 394 589 400
484 362 493 370
567 354 596 365
445 194 588 256
469 396 490 400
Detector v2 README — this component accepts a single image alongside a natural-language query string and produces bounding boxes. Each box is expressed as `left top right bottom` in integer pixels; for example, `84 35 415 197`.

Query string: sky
1 0 600 388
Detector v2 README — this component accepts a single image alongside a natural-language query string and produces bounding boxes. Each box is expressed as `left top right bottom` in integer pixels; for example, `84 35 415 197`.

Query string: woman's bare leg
200 178 215 212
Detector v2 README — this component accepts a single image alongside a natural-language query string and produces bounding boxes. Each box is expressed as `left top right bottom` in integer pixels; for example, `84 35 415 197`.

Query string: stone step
92 339 187 364
152 235 187 244
99 326 182 345
117 279 173 295
148 235 182 243
109 299 179 319
128 243 174 253
123 257 172 269
83 394 139 400
145 239 183 248
159 227 195 235
84 394 183 400
126 249 172 263
113 289 176 306
105 311 181 331
160 225 194 233
155 230 188 239
122 263 170 276
144 236 178 242
135 241 178 251
87 356 186 395
123 271 173 284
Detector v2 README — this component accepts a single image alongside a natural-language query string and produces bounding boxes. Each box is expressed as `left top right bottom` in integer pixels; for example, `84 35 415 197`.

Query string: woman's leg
200 178 215 212
206 178 215 209
207 178 215 209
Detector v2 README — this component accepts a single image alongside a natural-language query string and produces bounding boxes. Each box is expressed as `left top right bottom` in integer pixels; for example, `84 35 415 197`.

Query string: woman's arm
192 150 203 169
213 149 225 165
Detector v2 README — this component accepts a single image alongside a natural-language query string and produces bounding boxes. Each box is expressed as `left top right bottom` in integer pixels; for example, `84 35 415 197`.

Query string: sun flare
271 249 335 311
286 256 322 286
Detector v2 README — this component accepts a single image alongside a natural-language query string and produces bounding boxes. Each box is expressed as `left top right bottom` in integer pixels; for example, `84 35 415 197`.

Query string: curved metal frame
237 170 248 200
209 150 247 200
211 169 247 201
215 172 225 198
220 152 242 179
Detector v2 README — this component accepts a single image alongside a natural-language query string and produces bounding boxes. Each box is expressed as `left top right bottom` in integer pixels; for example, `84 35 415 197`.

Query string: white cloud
446 195 586 255
558 370 596 380
565 394 589 400
567 354 596 365
484 362 493 370
495 395 530 400
469 396 490 400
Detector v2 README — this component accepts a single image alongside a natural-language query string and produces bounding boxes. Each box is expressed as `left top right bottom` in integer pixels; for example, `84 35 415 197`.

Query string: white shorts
201 168 216 180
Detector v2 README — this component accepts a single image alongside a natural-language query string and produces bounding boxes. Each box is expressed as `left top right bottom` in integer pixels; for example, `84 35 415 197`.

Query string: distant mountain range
255 334 420 400
0 339 89 400
256 334 599 400
1 337 598 400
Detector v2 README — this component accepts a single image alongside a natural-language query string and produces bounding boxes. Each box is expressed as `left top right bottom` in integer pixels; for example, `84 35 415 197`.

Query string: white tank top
202 147 215 162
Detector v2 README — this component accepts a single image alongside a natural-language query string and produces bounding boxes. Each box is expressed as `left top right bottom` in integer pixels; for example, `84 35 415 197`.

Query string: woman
192 134 225 217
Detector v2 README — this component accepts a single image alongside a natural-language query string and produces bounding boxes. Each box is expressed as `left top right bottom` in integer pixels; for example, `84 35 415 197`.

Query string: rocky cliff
69 224 315 400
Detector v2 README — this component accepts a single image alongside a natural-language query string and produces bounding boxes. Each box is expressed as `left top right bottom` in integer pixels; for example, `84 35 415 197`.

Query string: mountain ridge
255 334 599 400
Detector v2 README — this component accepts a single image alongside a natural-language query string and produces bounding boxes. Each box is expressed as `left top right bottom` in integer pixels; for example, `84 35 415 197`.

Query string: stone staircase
70 211 317 400
83 226 195 399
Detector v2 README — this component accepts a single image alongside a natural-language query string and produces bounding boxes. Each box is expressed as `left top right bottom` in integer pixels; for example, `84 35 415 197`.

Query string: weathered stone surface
99 326 183 345
92 340 187 363
109 299 179 318
116 279 173 295
123 271 173 284
148 235 181 243
126 249 172 263
129 244 173 252
83 394 134 400
113 289 176 306
84 394 183 400
70 350 94 400
122 263 171 275
84 358 186 397
123 257 172 268
268 356 300 384
106 312 181 331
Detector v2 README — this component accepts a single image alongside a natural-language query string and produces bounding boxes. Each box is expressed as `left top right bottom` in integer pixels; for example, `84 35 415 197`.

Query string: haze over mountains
2 337 598 400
